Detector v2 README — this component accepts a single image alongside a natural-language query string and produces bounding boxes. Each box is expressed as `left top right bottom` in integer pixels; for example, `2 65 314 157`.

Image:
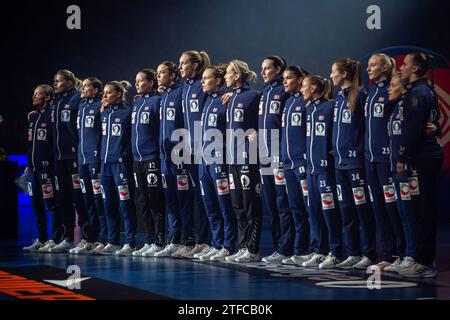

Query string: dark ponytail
161 61 180 83
85 77 103 99
409 52 435 91
265 55 287 75
138 69 158 91
306 75 334 100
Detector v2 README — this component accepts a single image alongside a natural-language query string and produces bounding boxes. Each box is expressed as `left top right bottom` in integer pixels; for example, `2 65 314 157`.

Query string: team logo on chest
190 99 199 112
111 123 121 136
102 123 107 135
392 121 401 135
234 109 244 122
167 108 175 121
315 122 325 136
61 110 70 122
85 116 95 128
291 113 302 126
208 114 217 127
342 109 352 123
140 112 150 124
37 128 47 141
258 98 263 115
269 101 281 114
374 103 384 117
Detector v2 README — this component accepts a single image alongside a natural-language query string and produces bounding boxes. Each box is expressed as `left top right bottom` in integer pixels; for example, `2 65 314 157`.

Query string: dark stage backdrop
1 0 449 217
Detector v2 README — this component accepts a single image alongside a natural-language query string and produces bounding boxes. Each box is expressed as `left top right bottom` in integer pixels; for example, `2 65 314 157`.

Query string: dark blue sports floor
1 194 449 300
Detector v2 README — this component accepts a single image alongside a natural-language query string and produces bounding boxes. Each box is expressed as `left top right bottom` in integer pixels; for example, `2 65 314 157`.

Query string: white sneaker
132 243 152 256
398 262 438 278
353 256 373 270
337 256 361 269
49 240 73 253
171 245 193 258
319 254 341 269
193 246 214 259
199 248 220 260
302 253 326 267
98 243 121 255
154 243 180 257
225 248 247 262
115 244 135 256
291 253 316 266
384 256 404 272
74 242 94 254
183 244 210 258
69 239 89 254
89 243 106 255
398 256 416 270
210 248 230 261
39 240 57 253
23 239 44 252
142 244 163 257
235 250 261 263
262 252 287 264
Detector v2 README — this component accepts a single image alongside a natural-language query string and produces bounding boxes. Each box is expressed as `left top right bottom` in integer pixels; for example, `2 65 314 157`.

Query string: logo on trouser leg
273 169 285 185
301 179 308 197
176 175 189 191
407 176 420 195
216 178 230 195
42 184 54 199
118 185 130 200
321 193 335 210
72 174 81 189
399 183 411 201
241 174 250 190
161 174 167 189
336 185 343 201
352 187 366 205
229 174 235 190
383 184 397 203
147 173 158 187
27 182 33 196
80 179 86 194
91 179 102 195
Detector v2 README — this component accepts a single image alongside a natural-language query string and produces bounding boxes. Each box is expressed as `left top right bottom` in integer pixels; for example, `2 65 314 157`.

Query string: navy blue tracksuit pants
161 161 194 246
199 164 237 253
100 162 137 247
335 168 376 260
29 170 60 242
307 172 342 257
133 160 166 247
54 159 88 242
365 161 405 261
393 169 419 259
188 163 211 245
284 166 312 256
260 165 291 254
79 163 107 244
411 158 442 266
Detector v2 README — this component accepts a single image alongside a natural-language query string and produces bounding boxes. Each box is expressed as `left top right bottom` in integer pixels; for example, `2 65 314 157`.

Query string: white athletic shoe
398 262 438 278
302 253 326 267
337 256 361 269
38 240 57 253
98 243 121 255
384 256 404 272
193 246 214 259
210 248 230 261
75 242 95 254
353 256 373 270
225 248 247 262
262 252 287 264
183 244 210 258
142 244 163 257
171 245 193 258
132 243 153 256
291 253 316 266
319 254 341 269
115 244 135 256
235 250 261 263
49 240 73 253
397 256 416 270
69 239 89 254
89 243 106 255
154 243 180 257
199 248 220 260
23 239 44 252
